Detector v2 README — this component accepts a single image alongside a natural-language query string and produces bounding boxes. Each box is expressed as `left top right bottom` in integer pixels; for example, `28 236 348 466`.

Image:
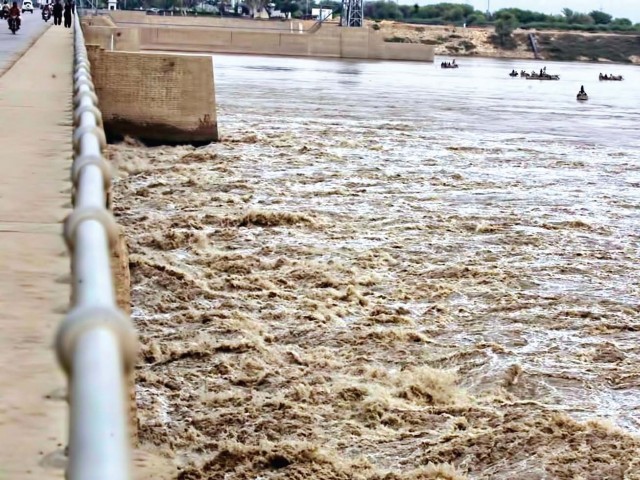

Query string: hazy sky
416 0 640 22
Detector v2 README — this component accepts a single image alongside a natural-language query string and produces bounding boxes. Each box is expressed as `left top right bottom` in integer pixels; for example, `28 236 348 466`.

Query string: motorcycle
8 13 18 33
42 7 50 21
0 5 9 19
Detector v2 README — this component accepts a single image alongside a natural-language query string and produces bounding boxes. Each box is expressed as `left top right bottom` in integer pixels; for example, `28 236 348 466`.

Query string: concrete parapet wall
86 14 434 61
109 10 312 31
114 27 141 51
339 28 369 58
370 41 433 61
135 26 434 61
367 30 433 61
83 14 117 27
87 46 218 144
91 12 433 61
82 24 141 51
82 24 112 48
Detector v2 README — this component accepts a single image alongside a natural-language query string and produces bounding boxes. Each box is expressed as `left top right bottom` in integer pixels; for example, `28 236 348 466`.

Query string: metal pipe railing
56 12 137 480
68 328 129 479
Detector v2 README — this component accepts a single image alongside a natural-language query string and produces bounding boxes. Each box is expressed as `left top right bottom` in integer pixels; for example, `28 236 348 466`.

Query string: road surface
0 8 49 74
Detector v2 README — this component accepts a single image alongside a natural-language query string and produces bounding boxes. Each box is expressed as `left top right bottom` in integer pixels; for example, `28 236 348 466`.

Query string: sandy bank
377 21 640 64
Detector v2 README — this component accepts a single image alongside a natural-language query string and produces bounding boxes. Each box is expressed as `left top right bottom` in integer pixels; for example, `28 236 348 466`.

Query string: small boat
441 64 459 69
526 74 560 81
576 92 588 101
599 74 623 81
509 71 518 77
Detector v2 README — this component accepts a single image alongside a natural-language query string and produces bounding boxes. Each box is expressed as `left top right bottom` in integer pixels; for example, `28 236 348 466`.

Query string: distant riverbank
378 21 640 64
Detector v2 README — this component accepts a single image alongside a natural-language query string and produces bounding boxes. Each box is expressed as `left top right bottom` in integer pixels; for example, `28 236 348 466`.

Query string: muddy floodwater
110 55 640 479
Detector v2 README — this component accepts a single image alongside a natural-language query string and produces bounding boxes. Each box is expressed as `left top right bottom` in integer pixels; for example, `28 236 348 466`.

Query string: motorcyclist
1 1 9 19
42 1 51 18
8 1 21 29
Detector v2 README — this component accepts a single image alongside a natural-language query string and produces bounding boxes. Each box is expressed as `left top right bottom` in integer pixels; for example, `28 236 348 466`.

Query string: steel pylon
340 0 363 27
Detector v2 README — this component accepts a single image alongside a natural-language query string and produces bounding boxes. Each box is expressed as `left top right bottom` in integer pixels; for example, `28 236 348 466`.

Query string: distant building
268 7 287 18
311 7 332 20
195 2 218 13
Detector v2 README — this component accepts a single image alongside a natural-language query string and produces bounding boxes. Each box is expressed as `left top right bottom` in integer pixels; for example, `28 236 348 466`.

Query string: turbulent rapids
109 55 640 479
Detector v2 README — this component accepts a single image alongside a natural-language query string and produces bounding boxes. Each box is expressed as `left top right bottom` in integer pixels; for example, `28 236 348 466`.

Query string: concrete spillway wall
87 45 218 144
137 25 433 61
85 12 434 62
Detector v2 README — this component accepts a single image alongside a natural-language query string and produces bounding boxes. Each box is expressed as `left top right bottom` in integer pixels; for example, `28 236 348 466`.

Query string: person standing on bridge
63 0 71 27
52 0 62 25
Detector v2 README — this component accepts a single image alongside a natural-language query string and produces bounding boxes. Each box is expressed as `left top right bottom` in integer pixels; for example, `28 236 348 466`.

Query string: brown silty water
109 55 640 479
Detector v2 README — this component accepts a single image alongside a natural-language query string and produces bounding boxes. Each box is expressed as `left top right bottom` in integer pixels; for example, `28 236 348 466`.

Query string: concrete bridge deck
0 16 178 479
0 18 71 480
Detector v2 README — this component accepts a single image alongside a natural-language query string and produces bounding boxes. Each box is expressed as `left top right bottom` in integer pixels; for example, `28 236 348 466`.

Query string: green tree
560 8 594 25
589 10 612 24
611 17 632 27
547 14 565 24
398 4 412 18
494 12 518 46
416 4 440 19
363 0 401 20
458 3 474 17
494 8 549 24
322 1 343 14
562 7 575 22
443 5 463 21
574 13 594 24
466 12 486 25
279 0 300 15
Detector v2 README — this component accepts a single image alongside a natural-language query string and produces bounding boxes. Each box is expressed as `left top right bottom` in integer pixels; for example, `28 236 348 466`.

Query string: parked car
22 0 34 12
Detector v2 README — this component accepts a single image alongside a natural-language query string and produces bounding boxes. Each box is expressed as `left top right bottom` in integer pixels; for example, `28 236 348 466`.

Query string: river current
110 54 640 479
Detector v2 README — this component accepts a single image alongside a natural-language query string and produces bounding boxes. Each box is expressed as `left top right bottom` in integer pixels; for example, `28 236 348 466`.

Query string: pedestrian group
47 0 74 27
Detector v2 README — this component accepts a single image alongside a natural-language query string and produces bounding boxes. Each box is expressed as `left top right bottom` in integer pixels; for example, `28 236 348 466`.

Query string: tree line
106 0 639 32
111 0 342 17
364 2 639 32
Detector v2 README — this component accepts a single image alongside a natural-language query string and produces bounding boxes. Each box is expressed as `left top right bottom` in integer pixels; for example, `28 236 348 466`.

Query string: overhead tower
340 0 363 27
